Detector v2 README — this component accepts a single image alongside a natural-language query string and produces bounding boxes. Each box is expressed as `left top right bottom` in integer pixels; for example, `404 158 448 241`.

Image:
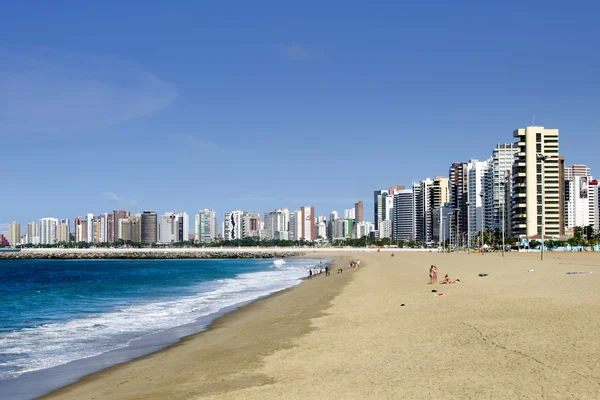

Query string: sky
1 0 600 232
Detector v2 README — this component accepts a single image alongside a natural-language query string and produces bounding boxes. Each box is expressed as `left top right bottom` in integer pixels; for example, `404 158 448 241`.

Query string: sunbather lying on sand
441 274 460 284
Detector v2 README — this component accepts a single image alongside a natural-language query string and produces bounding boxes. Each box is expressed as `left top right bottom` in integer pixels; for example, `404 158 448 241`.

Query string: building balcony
517 162 526 167
515 214 527 219
518 152 526 157
515 183 526 187
516 193 526 198
514 130 525 137
516 173 526 178
514 223 527 229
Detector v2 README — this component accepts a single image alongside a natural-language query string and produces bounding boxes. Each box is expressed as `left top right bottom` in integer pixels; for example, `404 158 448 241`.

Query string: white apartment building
288 210 302 241
379 219 392 239
86 214 94 243
511 126 560 237
344 208 356 220
263 209 290 240
353 221 374 239
158 212 189 243
466 159 490 240
491 144 518 230
39 218 58 245
195 209 218 243
564 165 599 231
315 220 327 239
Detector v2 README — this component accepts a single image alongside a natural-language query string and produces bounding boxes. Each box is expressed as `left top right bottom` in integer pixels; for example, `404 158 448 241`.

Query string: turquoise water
0 258 321 382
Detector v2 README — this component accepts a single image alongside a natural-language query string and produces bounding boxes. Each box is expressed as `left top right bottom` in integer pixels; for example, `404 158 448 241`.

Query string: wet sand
43 251 600 399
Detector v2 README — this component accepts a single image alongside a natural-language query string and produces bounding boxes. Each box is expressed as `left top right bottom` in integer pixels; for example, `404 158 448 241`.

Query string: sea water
0 258 322 396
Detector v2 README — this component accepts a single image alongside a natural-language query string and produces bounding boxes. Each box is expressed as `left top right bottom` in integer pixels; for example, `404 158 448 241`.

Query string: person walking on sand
429 265 435 284
433 265 438 284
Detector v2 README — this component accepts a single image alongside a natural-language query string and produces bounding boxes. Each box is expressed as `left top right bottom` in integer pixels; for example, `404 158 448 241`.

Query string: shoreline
2 254 355 400
39 253 356 399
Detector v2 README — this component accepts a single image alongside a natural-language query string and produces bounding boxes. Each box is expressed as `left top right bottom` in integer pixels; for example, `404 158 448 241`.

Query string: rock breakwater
0 249 305 260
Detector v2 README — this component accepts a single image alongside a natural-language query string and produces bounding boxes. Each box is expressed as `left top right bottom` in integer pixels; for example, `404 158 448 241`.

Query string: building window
536 133 541 142
536 144 542 152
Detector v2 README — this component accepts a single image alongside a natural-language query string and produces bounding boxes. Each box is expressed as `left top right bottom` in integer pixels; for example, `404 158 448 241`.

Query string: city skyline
3 122 600 244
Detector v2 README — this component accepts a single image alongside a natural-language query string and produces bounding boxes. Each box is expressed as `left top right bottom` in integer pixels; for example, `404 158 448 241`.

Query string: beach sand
43 251 600 399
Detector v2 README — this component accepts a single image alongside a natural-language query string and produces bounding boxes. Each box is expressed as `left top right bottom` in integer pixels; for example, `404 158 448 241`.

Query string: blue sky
1 0 599 231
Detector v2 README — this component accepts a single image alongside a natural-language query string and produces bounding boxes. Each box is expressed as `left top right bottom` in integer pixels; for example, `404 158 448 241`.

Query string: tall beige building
56 223 70 243
432 176 449 208
9 222 21 246
511 126 560 238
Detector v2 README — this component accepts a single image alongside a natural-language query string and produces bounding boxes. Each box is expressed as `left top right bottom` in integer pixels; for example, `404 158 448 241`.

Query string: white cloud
0 43 176 136
104 192 140 209
279 44 315 61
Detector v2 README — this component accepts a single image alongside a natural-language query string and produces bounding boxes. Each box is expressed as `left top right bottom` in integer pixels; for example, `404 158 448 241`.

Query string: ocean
0 258 323 399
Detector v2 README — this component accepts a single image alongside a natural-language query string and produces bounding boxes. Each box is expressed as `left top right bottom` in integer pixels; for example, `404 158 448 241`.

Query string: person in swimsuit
429 265 435 284
433 265 438 284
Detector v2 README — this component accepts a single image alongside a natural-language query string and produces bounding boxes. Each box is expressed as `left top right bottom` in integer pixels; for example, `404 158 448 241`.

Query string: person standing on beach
308 269 313 279
429 265 435 284
433 265 438 284
325 264 330 276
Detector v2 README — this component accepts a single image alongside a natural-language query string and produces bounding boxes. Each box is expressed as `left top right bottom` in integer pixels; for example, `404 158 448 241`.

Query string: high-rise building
466 160 490 240
99 213 109 243
9 222 20 247
195 209 218 243
86 214 94 243
344 208 356 220
223 211 242 241
315 220 327 239
27 221 39 245
39 218 58 245
263 209 289 240
327 211 339 240
131 214 142 242
564 165 599 231
300 206 315 241
241 212 260 238
75 217 85 242
354 201 364 223
490 144 519 231
448 162 468 246
119 218 132 241
288 210 302 241
141 211 158 243
56 219 70 243
427 177 449 242
432 206 454 244
110 210 130 243
511 126 560 237
393 188 415 241
353 221 374 239
158 213 179 243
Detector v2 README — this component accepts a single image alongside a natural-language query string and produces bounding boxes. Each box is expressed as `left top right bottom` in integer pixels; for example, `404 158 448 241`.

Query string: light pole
537 153 549 261
466 201 471 254
442 216 446 252
480 192 484 256
502 171 508 257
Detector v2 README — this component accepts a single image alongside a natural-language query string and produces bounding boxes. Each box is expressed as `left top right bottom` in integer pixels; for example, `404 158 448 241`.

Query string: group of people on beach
429 265 460 284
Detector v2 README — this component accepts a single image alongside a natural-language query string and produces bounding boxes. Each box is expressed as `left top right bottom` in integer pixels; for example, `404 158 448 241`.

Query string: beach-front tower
300 206 315 241
511 126 560 238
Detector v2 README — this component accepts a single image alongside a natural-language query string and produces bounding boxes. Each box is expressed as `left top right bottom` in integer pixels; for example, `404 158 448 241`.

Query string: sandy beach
42 251 600 399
